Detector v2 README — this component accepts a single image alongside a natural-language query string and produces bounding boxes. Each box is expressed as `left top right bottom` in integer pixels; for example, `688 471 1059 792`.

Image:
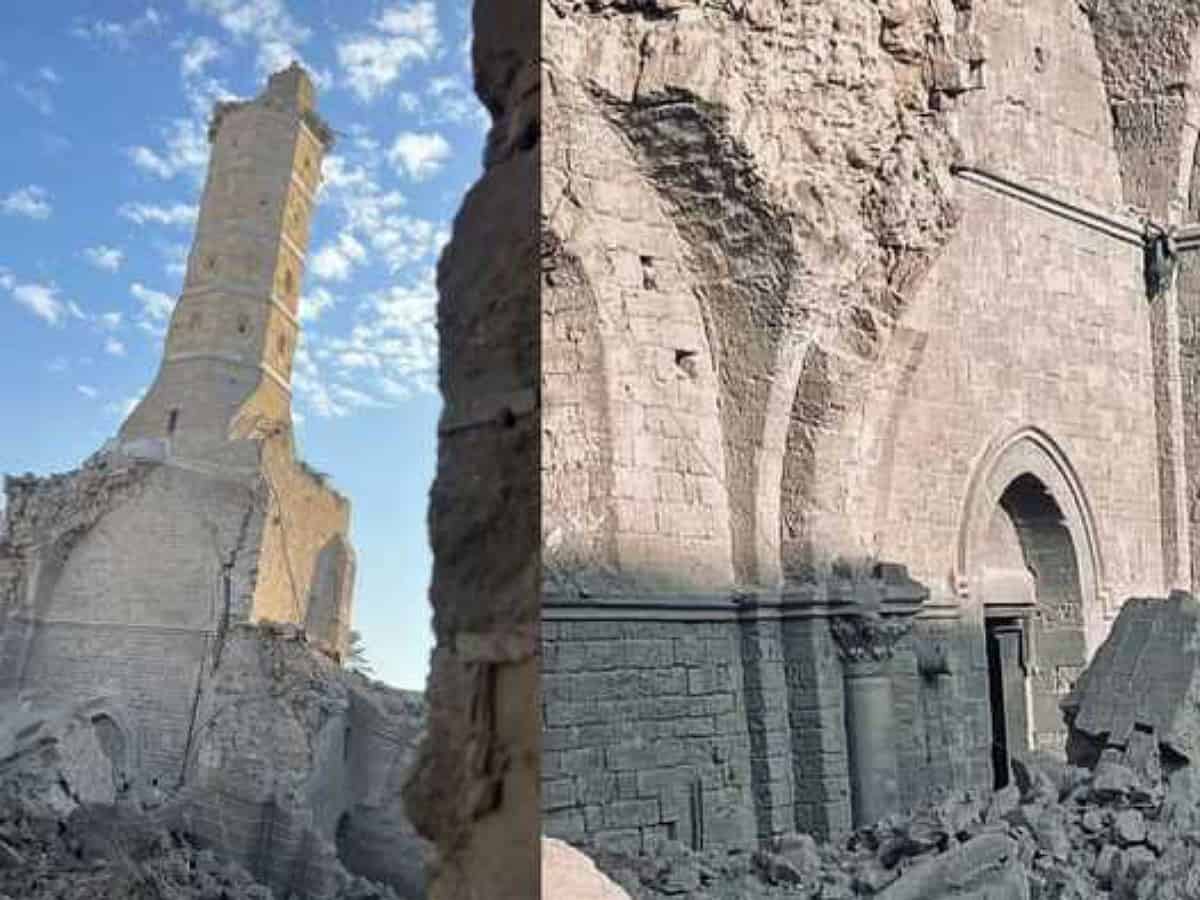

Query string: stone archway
957 428 1105 780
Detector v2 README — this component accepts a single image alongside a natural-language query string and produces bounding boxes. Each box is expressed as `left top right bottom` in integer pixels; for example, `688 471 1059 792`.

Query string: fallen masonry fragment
0 63 426 899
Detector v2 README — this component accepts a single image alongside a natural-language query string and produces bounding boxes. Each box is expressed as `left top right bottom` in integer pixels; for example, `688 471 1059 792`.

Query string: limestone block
1065 592 1200 764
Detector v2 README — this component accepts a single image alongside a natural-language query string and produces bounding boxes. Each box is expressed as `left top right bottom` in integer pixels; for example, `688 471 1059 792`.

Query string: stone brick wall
252 435 352 656
542 618 756 854
19 623 209 782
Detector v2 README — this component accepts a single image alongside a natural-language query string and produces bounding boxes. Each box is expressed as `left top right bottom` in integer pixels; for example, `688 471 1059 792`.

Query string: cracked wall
401 1 541 898
541 0 1196 855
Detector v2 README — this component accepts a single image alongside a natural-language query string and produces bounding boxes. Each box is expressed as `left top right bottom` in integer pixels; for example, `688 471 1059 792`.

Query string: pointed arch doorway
957 429 1105 788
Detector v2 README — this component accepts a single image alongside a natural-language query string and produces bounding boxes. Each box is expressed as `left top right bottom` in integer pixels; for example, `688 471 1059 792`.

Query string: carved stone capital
830 613 913 664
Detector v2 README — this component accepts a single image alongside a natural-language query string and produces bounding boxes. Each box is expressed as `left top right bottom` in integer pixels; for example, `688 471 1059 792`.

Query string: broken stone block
1112 809 1146 847
1065 593 1200 767
1094 844 1119 888
773 831 821 879
1080 809 1105 834
1114 845 1156 897
1011 755 1060 804
875 833 1027 900
1090 760 1141 803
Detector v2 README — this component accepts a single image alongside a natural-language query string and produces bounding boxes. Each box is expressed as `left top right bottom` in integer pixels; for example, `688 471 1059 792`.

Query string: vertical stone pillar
829 564 924 829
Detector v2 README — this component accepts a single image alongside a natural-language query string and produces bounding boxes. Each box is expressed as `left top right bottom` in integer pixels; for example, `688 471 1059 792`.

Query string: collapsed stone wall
0 659 426 900
400 1 541 898
0 447 424 898
181 624 427 899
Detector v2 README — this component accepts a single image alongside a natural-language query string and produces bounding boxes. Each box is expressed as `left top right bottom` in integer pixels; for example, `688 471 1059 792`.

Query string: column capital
829 613 913 664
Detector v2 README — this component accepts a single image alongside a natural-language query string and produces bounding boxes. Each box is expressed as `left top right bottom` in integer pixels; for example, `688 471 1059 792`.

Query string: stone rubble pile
0 726 403 900
0 656 425 900
585 749 1200 899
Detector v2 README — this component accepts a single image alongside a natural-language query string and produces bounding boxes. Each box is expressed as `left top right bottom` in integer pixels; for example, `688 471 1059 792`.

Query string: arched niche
306 535 353 657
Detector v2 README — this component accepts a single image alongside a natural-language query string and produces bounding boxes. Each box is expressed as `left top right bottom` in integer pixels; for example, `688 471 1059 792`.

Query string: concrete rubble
566 592 1200 899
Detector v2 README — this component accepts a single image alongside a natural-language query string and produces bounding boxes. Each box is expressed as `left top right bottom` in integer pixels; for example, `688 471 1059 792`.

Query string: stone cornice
543 564 930 623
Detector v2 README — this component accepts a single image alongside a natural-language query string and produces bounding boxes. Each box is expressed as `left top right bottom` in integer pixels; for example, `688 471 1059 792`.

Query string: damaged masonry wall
0 63 426 900
400 1 541 898
542 0 1200 861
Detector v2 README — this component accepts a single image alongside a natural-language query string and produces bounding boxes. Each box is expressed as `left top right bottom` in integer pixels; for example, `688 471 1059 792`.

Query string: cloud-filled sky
0 2 488 690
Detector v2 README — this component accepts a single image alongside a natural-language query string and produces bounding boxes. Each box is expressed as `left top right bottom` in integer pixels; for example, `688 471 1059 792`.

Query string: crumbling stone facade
0 64 423 899
400 1 541 898
541 0 1200 859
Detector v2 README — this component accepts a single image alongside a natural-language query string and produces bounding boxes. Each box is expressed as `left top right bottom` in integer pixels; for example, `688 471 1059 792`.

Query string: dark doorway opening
985 616 1028 790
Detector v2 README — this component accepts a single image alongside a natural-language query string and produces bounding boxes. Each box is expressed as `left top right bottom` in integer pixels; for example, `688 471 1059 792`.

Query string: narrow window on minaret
167 409 179 434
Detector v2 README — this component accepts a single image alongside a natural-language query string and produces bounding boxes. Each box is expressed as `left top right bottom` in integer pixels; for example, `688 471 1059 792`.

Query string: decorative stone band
543 563 930 623
190 220 309 275
178 280 302 332
438 386 538 435
163 352 292 394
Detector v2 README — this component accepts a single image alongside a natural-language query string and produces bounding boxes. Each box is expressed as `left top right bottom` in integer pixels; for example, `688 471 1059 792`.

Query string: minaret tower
120 63 334 460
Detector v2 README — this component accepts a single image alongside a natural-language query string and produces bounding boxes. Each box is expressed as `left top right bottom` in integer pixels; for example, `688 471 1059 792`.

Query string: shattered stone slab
1064 592 1200 764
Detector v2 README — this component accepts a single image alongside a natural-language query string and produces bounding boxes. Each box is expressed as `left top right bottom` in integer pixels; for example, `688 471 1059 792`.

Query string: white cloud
2 186 52 219
426 75 488 129
67 301 87 320
131 283 176 322
370 216 450 272
317 153 447 273
310 232 367 282
72 8 165 49
10 282 67 325
0 267 13 292
300 274 439 409
47 356 69 373
299 286 337 322
84 245 124 272
128 118 208 180
337 2 440 102
99 312 123 329
118 202 198 227
38 67 61 84
180 35 222 77
77 385 98 399
104 336 127 356
187 0 314 77
387 131 450 181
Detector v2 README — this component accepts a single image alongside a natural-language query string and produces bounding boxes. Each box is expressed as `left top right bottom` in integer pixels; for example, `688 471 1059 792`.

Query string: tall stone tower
0 64 354 785
120 63 334 460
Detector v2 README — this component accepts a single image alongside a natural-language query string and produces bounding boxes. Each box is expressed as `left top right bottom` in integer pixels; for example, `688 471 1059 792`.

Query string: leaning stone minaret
0 64 355 790
120 63 334 460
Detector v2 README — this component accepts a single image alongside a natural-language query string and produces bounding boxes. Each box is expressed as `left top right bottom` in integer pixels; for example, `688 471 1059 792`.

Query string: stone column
829 564 924 828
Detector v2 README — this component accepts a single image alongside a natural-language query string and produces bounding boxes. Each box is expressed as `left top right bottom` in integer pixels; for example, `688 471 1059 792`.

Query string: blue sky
0 2 487 691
